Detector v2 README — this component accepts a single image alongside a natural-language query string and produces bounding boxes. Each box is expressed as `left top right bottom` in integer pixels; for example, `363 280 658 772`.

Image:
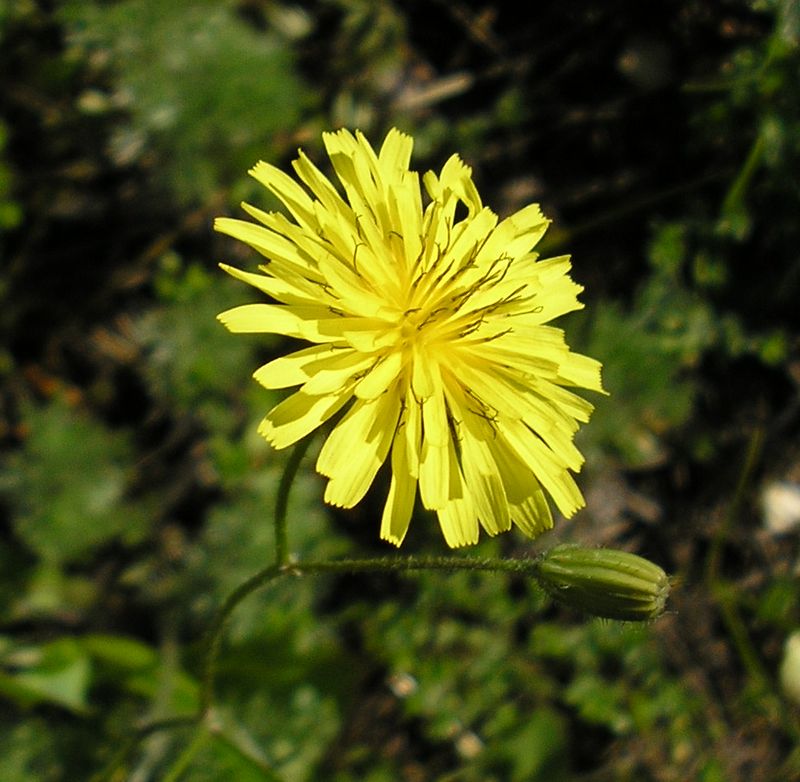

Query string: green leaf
0 638 91 713
81 634 158 670
502 707 567 782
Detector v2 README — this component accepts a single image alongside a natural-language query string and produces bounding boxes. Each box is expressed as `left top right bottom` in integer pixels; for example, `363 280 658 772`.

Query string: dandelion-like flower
216 128 604 547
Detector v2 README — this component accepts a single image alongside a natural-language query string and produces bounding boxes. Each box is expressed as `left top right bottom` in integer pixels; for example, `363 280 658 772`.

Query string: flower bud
535 545 669 621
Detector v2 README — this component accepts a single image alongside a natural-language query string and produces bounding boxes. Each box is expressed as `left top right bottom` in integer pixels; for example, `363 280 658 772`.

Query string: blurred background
1 0 800 779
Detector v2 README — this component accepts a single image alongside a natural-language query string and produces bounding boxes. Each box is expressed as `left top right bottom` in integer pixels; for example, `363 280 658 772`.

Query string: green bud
535 545 670 621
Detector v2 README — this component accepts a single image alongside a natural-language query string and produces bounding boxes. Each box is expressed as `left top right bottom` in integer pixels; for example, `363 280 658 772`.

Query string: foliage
58 0 313 204
1 397 155 567
132 255 268 429
1 0 799 780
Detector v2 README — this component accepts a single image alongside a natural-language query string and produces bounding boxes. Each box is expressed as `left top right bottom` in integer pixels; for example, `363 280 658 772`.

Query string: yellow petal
477 203 549 264
460 433 511 535
380 426 417 546
426 154 482 216
255 346 374 394
219 263 313 305
355 351 404 399
403 394 422 478
486 435 554 536
215 218 317 279
301 360 374 395
292 150 350 216
449 362 585 471
420 383 448 448
218 303 339 342
419 442 449 510
260 389 352 449
249 160 317 230
510 489 554 537
388 178 423 271
315 249 386 318
319 393 401 507
557 353 606 393
253 345 352 389
218 303 298 334
500 419 585 517
437 497 479 547
411 349 437 400
377 127 414 185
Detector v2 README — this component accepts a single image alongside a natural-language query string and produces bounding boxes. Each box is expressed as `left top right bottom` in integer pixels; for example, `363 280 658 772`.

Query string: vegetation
1 1 799 779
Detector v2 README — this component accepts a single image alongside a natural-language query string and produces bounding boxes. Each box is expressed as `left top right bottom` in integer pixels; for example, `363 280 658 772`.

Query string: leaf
0 638 92 713
81 634 158 670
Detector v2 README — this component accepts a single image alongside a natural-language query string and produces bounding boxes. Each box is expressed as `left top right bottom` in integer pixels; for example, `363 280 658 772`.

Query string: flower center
399 305 441 349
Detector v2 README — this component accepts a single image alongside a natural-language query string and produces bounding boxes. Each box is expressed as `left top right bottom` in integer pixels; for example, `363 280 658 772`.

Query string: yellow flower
216 128 604 547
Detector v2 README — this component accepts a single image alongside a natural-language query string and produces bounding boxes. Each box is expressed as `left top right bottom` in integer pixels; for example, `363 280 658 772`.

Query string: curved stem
200 564 284 716
110 551 564 780
201 436 311 715
274 437 313 566
198 553 544 717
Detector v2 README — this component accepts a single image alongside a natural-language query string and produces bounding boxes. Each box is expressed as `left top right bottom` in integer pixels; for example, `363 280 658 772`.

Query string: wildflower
216 128 604 547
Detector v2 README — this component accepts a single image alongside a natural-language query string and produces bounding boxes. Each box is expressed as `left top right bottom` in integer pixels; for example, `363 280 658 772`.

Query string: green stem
294 555 539 577
106 555 514 780
721 130 766 216
703 427 764 677
110 545 662 779
274 437 313 566
197 552 546 719
200 564 284 716
161 724 211 782
202 436 312 716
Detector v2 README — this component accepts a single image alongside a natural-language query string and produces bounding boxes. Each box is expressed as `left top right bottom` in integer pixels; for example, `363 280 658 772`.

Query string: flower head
216 128 603 547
